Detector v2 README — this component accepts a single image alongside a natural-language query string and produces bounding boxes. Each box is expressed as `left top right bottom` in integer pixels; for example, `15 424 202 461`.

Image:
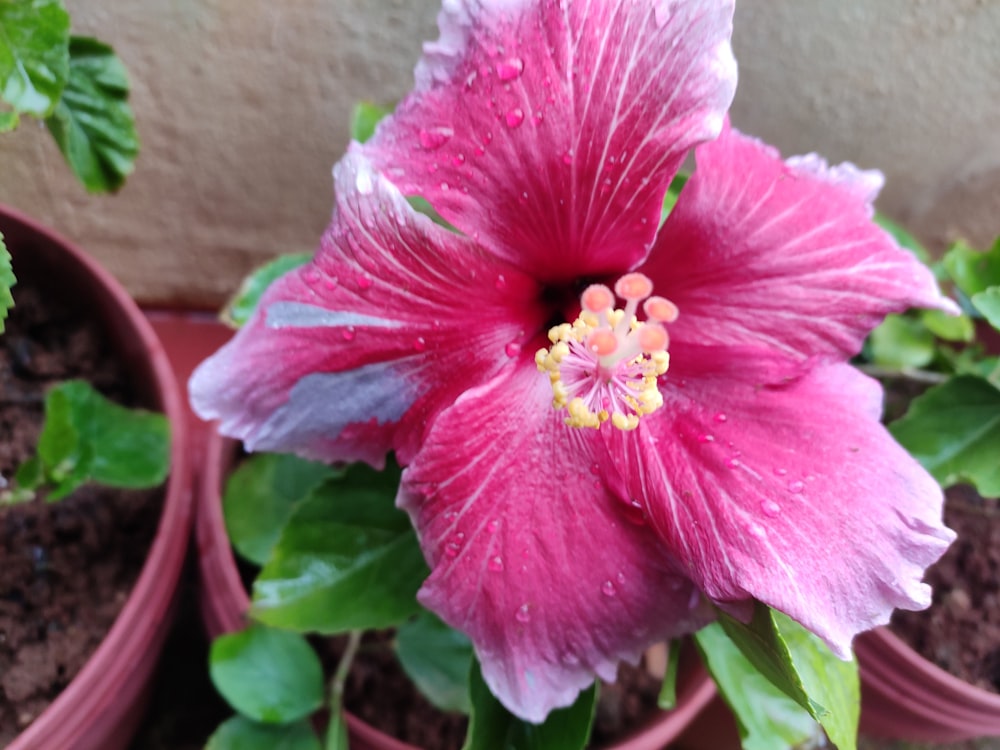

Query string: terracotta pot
196 431 717 749
0 205 192 750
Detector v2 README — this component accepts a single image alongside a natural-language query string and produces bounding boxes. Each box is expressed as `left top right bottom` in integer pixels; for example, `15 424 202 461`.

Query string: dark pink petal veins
602 363 955 658
190 152 543 465
362 0 737 281
646 125 955 363
401 361 710 722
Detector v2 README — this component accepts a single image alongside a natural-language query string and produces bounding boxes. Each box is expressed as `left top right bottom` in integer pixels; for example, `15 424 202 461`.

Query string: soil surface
0 280 162 745
317 630 670 750
891 486 1000 693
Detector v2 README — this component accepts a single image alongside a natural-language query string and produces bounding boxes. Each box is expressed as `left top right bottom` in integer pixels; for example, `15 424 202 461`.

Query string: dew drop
713 412 728 423
444 511 458 523
495 57 524 81
341 327 356 341
616 571 626 585
488 555 504 572
444 542 461 558
505 342 521 358
323 277 338 291
505 108 525 128
788 480 805 494
515 603 531 623
303 267 321 285
601 580 617 597
356 275 373 291
452 153 466 166
413 336 427 352
653 0 673 27
773 467 788 477
590 463 600 475
494 274 507 290
761 499 781 517
418 125 454 150
725 457 740 468
746 521 767 539
696 434 714 443
487 519 500 534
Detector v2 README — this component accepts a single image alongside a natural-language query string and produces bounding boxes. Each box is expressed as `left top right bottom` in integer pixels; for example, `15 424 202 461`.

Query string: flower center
535 272 677 431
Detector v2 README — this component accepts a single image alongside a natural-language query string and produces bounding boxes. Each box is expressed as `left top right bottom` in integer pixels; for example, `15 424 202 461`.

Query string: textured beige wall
0 0 997 307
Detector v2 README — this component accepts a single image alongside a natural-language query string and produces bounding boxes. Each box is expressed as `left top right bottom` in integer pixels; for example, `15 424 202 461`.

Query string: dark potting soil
0 282 162 745
891 485 1000 693
320 630 666 750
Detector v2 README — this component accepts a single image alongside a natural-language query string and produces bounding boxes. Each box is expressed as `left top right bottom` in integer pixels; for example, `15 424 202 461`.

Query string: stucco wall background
0 0 997 307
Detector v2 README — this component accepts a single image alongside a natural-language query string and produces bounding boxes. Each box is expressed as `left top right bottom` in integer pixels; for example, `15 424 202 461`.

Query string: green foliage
971 286 1000 331
660 172 689 225
875 213 931 264
717 605 858 750
206 716 321 750
656 640 682 710
222 253 313 328
2 380 170 503
251 460 429 632
463 661 597 750
696 622 817 750
45 36 139 192
224 452 342 566
350 100 390 143
395 610 474 714
890 375 1000 498
209 624 325 724
1 234 13 333
942 237 1000 300
867 314 936 369
0 0 70 121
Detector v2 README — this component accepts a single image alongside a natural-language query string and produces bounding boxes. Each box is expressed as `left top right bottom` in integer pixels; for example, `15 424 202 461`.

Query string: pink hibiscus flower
191 0 956 721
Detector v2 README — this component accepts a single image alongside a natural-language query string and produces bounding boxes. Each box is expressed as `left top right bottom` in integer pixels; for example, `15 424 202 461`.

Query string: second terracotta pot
195 431 716 749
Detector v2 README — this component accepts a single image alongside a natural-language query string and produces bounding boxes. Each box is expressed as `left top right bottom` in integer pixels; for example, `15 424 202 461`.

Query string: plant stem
856 364 949 384
325 630 363 749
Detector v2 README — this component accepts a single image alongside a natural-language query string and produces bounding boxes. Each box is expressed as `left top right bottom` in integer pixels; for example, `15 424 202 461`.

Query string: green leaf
222 253 313 328
206 716 321 750
1 234 14 333
919 308 974 343
350 100 390 144
866 314 935 369
943 237 1000 299
660 172 689 226
209 624 324 724
45 36 138 193
0 108 17 130
875 214 930 264
252 460 429 632
971 286 1000 331
717 605 859 750
0 0 70 117
890 375 1000 497
695 623 817 750
324 709 349 750
14 456 43 491
395 610 474 714
463 661 597 750
35 380 170 500
224 452 341 566
656 639 682 710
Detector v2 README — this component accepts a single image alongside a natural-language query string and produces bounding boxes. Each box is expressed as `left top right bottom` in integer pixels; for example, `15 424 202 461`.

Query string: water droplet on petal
494 274 507 290
505 108 525 128
452 153 466 166
616 571 626 585
495 57 524 81
788 481 805 494
725 457 740 468
746 521 767 539
505 342 521 358
714 412 728 423
601 580 617 597
419 125 454 150
444 511 458 523
515 603 531 623
356 275 373 291
341 327 356 341
488 555 504 572
590 463 600 475
444 542 461 558
413 337 427 352
697 434 714 443
774 467 788 476
323 277 338 291
761 500 781 517
487 519 500 534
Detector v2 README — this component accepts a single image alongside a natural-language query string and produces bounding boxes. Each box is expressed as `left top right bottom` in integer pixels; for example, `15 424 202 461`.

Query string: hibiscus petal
602 362 954 659
362 0 737 281
400 361 710 722
647 125 956 362
190 151 543 465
